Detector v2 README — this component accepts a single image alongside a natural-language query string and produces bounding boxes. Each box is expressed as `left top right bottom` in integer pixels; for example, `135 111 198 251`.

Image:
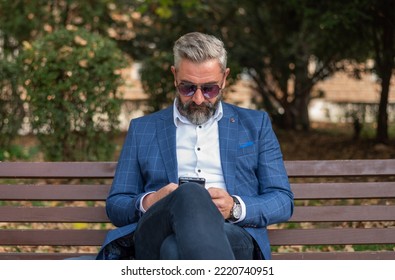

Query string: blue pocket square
239 141 254 148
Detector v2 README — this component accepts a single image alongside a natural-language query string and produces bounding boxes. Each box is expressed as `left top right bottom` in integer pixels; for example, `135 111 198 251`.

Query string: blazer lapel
218 104 238 194
156 107 178 183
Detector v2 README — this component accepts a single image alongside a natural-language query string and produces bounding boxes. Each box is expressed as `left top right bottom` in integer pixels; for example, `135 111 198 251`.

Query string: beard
176 94 222 125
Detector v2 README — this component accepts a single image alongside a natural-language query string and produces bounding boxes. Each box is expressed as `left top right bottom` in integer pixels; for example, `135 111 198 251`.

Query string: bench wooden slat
0 185 110 200
269 228 395 245
290 205 395 222
0 162 116 178
272 251 395 260
1 205 393 223
1 228 393 247
1 160 394 178
0 207 109 222
285 159 395 177
0 229 107 246
1 182 393 201
0 253 97 260
292 182 395 199
1 251 394 260
1 252 394 260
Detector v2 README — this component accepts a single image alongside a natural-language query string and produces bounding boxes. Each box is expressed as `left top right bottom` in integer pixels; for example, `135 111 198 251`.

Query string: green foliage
0 145 39 161
0 60 25 150
0 0 113 43
19 28 127 161
140 52 174 112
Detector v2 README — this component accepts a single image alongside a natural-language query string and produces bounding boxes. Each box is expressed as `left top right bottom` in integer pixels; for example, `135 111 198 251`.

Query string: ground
276 122 395 160
9 122 395 161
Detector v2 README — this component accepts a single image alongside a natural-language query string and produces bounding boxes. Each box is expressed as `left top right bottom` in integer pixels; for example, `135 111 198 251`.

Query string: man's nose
192 88 205 105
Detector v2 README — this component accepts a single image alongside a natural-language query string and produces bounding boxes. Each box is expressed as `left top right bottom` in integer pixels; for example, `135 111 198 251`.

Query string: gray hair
173 32 227 72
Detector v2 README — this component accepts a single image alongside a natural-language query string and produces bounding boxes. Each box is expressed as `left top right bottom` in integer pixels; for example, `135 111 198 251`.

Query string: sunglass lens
178 84 197 96
178 83 221 98
201 85 220 98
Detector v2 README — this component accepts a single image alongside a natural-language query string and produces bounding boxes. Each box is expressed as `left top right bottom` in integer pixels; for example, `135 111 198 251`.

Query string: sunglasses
176 82 222 99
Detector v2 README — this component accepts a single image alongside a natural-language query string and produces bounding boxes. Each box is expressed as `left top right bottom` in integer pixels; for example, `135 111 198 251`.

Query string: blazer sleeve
105 120 145 227
237 112 294 228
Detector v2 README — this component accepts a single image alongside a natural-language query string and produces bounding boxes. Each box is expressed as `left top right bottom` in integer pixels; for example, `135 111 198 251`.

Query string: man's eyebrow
179 79 219 85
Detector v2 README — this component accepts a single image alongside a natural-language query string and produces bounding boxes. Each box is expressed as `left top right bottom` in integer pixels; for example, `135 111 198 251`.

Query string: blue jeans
134 183 254 260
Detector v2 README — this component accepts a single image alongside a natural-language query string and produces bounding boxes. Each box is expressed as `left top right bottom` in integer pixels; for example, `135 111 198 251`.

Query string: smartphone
178 176 206 187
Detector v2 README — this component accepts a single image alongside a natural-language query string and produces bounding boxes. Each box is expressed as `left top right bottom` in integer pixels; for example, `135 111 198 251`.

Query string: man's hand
207 187 234 219
142 183 178 210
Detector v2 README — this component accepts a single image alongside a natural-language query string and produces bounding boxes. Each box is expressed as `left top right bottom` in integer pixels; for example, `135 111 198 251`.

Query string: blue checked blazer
96 102 294 260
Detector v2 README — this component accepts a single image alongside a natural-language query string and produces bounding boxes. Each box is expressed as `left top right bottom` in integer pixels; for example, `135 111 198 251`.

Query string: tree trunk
374 0 394 143
295 92 310 131
376 73 391 143
278 90 311 131
293 69 312 131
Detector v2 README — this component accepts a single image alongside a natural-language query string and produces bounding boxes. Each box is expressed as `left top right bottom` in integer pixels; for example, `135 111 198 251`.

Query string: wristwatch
229 196 242 222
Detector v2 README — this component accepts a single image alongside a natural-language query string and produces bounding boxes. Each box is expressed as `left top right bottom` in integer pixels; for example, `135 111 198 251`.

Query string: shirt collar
173 99 223 127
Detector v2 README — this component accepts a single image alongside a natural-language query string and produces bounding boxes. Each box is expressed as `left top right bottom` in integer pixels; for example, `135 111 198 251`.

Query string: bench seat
1 160 394 260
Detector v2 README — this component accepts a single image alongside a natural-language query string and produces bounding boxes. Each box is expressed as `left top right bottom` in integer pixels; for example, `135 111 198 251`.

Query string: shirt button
197 147 201 151
199 125 202 128
197 169 201 173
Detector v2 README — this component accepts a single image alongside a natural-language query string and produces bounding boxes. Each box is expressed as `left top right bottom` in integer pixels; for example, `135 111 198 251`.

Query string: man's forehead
176 59 223 76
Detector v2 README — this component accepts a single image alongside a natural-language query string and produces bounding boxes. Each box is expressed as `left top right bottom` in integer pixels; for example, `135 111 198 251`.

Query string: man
96 32 293 260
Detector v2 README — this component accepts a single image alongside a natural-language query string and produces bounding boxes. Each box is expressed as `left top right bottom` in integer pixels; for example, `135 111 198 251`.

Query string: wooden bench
0 160 394 260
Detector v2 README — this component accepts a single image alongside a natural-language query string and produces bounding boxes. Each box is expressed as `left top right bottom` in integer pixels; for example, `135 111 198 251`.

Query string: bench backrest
0 162 114 260
0 160 394 260
273 160 395 260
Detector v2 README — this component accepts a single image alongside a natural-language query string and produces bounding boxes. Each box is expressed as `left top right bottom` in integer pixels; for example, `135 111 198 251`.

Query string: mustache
176 94 222 125
184 100 213 110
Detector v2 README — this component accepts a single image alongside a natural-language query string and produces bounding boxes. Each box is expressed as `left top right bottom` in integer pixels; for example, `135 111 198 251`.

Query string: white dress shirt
174 100 226 190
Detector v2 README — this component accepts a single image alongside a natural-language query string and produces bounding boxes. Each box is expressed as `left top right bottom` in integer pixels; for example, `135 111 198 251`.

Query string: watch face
233 204 242 219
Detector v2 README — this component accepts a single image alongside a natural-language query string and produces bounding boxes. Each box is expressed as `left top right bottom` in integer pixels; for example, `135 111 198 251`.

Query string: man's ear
171 66 177 86
222 68 230 88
